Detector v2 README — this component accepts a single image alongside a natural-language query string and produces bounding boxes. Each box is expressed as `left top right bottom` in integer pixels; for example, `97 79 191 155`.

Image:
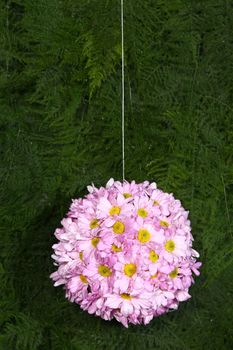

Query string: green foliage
0 313 43 350
0 0 232 349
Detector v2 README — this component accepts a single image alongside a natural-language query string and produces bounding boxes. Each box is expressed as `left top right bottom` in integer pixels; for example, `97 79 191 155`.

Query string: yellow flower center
124 263 137 277
165 240 175 252
89 218 99 229
123 193 132 198
91 237 100 248
113 221 125 234
137 208 148 218
111 244 122 252
138 229 151 243
160 220 169 227
109 206 121 216
150 273 158 279
149 250 159 262
98 265 112 277
79 251 83 261
169 267 179 278
80 274 88 284
153 200 159 206
120 293 132 300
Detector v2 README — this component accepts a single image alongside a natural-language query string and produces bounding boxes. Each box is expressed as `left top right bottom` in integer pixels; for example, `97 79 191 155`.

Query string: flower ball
50 178 201 327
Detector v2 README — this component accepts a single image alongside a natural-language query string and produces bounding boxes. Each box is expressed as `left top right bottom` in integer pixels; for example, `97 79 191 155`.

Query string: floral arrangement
50 179 201 327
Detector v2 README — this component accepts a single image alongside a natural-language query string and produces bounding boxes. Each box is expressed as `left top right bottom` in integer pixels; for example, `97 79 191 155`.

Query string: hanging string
121 0 125 181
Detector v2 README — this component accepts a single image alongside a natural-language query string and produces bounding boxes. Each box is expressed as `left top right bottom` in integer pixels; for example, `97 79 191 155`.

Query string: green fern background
1 0 233 349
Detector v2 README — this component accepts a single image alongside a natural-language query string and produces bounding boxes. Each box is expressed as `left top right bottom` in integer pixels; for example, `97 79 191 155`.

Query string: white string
121 0 125 181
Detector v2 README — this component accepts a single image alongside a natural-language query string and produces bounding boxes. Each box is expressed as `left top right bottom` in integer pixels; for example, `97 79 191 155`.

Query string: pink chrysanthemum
50 179 201 327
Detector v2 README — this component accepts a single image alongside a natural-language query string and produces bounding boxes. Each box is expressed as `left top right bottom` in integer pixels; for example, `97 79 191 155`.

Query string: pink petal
121 301 134 316
114 277 129 293
105 296 121 309
176 291 191 302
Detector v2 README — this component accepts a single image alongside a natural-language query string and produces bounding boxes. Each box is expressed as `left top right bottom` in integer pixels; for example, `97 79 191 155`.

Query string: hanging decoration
50 178 201 327
50 0 201 327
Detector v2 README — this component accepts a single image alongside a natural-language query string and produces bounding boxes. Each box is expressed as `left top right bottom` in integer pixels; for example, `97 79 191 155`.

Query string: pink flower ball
50 178 201 327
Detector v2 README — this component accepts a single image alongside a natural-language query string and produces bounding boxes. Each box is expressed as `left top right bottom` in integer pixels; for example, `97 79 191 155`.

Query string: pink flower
105 292 150 317
97 196 133 219
151 289 174 308
67 274 89 294
150 189 170 216
133 220 165 245
111 179 139 198
162 235 188 262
